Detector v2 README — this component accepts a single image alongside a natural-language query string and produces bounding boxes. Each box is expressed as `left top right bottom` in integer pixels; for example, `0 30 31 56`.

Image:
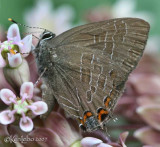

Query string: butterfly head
40 31 55 42
35 30 56 53
41 31 55 40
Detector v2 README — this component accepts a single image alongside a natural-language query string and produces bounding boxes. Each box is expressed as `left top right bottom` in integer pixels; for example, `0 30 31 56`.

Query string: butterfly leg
34 68 47 87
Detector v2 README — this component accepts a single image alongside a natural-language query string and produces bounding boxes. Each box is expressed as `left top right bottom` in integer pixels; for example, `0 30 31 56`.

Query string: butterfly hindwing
36 18 150 131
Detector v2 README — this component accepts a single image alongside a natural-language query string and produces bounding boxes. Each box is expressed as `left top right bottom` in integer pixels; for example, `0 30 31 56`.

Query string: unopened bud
3 59 30 94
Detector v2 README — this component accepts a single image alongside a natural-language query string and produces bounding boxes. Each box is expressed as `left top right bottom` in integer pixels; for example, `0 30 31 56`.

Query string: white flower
0 24 32 68
0 82 48 132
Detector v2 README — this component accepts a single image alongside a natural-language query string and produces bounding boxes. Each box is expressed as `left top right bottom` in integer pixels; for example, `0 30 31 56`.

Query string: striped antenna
8 18 41 40
8 18 46 31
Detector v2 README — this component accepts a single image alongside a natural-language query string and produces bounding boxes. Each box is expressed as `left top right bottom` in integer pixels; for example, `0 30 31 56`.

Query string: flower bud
3 59 30 93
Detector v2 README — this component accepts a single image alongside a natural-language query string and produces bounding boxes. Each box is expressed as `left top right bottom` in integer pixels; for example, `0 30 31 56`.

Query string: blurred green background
0 0 160 35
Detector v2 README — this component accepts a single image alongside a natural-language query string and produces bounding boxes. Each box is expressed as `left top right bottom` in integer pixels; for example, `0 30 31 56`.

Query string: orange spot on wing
104 96 111 108
97 108 109 122
83 111 93 123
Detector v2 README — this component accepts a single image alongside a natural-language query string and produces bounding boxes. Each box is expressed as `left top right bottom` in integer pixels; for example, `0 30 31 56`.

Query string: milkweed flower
81 131 129 147
0 23 32 68
0 24 32 90
0 82 48 132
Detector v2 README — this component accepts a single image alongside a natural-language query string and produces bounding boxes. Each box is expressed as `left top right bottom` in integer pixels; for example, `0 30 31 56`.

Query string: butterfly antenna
8 18 42 40
8 18 55 48
8 18 46 31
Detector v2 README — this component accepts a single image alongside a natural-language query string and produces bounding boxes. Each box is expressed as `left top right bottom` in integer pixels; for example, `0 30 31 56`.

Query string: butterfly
34 18 150 131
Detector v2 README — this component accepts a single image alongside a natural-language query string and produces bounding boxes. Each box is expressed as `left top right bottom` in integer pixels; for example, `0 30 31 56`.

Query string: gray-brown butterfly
34 18 150 132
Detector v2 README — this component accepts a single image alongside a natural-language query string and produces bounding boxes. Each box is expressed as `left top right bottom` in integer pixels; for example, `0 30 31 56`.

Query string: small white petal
7 24 21 41
19 116 33 132
8 53 22 67
81 137 103 147
97 143 112 147
30 101 48 115
0 89 16 105
20 35 32 57
0 110 15 125
20 82 34 99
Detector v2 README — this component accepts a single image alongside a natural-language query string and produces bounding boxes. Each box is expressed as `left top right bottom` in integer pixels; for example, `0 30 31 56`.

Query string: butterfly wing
41 18 150 130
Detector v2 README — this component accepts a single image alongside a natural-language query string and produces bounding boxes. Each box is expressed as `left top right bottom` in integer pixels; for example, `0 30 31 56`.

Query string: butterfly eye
41 32 55 40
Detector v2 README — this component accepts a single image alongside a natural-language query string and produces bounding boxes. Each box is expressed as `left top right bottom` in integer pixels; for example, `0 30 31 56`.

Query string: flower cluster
0 24 32 68
0 23 48 134
0 82 48 132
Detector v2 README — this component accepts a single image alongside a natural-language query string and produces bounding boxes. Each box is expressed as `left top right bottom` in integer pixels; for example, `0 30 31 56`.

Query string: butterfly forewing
36 18 150 131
